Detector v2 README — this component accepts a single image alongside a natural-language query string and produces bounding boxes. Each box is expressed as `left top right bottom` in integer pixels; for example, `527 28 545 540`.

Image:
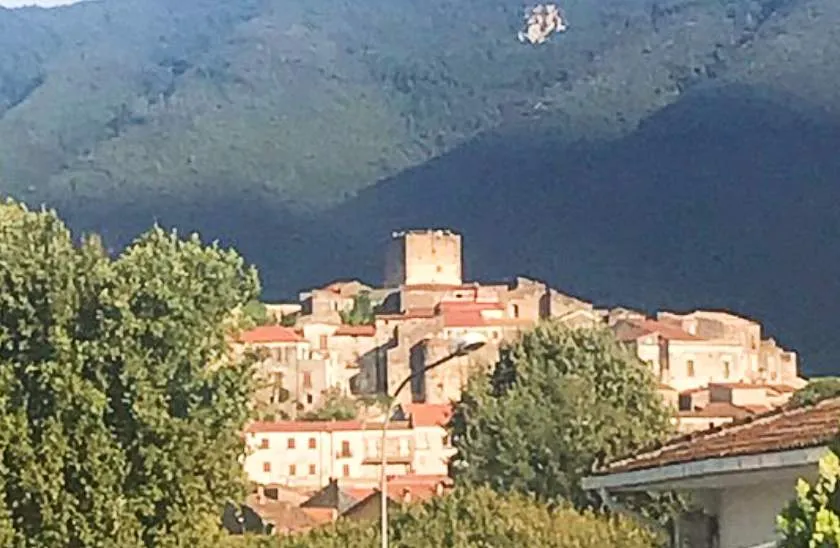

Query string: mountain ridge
1 0 839 373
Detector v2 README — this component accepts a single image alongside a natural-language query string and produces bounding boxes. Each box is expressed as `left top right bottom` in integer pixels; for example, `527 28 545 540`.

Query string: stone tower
384 229 463 288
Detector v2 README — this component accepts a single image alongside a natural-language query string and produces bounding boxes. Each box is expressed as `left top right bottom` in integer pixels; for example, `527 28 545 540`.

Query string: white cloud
0 0 84 7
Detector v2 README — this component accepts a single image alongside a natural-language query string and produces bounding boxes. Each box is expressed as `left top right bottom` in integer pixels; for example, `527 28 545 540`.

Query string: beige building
614 312 803 393
384 229 463 288
243 404 455 490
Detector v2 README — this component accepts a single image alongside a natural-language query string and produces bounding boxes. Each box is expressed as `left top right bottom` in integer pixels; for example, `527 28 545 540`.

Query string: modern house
582 398 840 548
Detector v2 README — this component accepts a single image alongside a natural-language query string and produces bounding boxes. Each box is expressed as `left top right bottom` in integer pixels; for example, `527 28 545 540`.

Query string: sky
0 0 82 7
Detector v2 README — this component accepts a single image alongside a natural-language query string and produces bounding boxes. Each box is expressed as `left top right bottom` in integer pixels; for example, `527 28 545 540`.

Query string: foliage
279 313 298 328
777 448 840 547
301 387 358 421
451 323 673 510
339 292 375 326
790 378 840 408
0 0 812 212
222 486 660 548
252 372 291 422
242 300 274 328
0 200 259 546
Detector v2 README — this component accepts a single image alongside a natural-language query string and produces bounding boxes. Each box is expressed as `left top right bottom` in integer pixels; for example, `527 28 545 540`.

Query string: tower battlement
384 229 463 288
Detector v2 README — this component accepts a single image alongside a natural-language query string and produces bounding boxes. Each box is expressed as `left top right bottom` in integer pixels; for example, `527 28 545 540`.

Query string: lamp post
379 332 487 548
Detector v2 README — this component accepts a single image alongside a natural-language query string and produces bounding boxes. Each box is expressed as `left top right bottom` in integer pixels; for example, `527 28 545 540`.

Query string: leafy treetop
0 200 259 547
451 323 673 509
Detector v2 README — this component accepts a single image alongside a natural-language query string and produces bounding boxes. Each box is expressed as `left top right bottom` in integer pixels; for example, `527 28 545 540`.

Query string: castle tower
384 229 463 288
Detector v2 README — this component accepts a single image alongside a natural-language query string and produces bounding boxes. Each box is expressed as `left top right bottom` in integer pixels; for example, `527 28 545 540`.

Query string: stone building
384 229 463 288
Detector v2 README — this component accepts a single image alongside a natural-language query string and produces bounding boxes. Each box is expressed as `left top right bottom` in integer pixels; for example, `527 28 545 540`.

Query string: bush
221 487 659 548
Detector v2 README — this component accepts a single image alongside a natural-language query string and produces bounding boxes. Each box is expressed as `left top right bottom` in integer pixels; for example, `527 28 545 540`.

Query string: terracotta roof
708 382 770 390
677 402 755 419
245 420 410 433
238 325 304 344
300 507 337 524
244 495 324 533
616 319 703 342
376 308 438 321
598 397 840 475
334 325 376 337
404 404 453 427
680 387 710 396
436 301 504 311
441 310 532 328
402 283 478 291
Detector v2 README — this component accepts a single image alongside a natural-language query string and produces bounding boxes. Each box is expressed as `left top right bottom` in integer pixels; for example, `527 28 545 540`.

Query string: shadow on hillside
323 84 840 374
44 83 840 375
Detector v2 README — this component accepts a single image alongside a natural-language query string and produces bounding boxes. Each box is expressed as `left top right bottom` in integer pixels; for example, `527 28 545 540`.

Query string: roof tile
598 397 840 475
238 325 303 344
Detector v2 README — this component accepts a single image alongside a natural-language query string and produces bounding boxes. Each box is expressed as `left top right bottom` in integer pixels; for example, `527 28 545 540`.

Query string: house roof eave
581 445 828 493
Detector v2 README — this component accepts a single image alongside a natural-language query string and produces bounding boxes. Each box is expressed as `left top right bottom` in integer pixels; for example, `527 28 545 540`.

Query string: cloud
0 0 83 7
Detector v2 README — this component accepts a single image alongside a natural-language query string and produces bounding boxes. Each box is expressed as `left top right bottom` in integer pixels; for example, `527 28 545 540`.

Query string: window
342 464 350 477
308 464 316 475
723 360 731 379
274 347 284 361
259 438 269 450
306 393 314 404
687 360 695 377
341 440 351 458
263 462 271 473
303 372 312 389
287 438 296 449
289 464 296 476
319 335 328 350
511 304 520 318
308 437 317 449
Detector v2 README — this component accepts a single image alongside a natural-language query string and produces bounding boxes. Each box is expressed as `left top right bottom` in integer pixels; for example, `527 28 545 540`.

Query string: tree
790 378 840 408
451 323 673 509
221 486 659 547
339 292 375 326
0 200 259 546
242 300 273 327
777 447 840 546
301 387 358 421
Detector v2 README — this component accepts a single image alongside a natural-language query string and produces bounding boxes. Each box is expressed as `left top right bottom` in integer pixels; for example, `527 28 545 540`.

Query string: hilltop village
233 228 805 533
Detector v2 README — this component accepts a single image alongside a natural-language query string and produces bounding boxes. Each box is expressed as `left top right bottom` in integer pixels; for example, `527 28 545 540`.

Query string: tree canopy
301 387 358 421
339 292 375 326
223 486 659 548
790 378 840 408
450 323 672 509
0 200 259 546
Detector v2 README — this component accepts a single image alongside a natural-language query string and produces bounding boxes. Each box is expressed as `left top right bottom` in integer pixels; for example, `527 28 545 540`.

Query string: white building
582 398 840 548
243 404 455 490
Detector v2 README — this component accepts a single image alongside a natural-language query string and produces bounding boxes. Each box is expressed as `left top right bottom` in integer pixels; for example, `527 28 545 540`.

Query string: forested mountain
1 0 839 372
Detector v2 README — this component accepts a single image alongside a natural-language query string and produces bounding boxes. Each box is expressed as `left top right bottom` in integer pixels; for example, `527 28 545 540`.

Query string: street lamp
379 332 487 548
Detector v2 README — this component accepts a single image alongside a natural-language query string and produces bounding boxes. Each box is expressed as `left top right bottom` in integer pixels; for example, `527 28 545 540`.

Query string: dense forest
1 0 839 372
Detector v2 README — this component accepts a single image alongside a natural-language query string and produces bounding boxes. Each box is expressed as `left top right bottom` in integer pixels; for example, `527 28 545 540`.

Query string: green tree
222 486 659 547
0 200 259 547
242 300 273 327
777 447 840 546
301 387 358 421
451 323 673 509
790 378 840 408
339 292 375 326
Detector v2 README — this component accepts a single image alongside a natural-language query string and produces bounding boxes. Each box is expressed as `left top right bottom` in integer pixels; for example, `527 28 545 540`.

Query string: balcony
361 440 415 465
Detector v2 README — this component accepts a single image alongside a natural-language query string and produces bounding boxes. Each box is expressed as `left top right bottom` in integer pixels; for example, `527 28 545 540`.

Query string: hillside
1 0 840 372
